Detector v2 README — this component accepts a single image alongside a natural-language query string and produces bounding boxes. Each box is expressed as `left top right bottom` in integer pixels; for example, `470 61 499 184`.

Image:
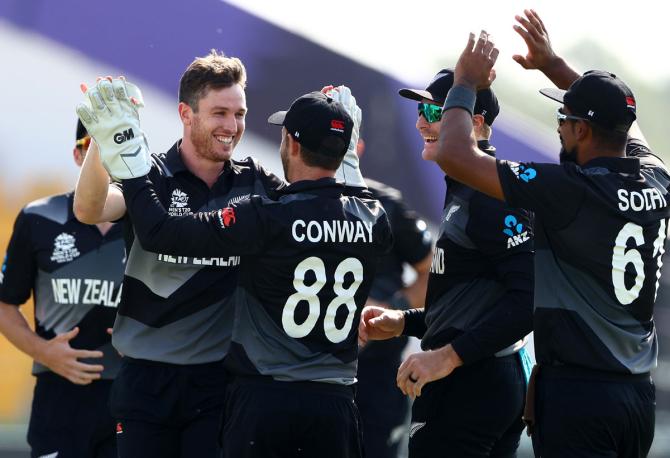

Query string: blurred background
1 0 669 456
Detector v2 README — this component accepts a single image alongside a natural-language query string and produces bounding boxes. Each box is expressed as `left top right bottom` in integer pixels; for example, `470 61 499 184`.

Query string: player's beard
559 146 578 164
559 135 578 164
190 115 233 163
280 141 291 181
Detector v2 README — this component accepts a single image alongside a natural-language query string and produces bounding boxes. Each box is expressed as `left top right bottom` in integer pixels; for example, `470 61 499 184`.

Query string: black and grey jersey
0 192 124 378
408 141 535 364
111 141 284 364
365 178 433 301
497 138 670 374
123 176 393 385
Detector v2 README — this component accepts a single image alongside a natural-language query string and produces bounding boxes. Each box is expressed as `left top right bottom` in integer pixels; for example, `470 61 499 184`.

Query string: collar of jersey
581 156 640 176
278 177 343 196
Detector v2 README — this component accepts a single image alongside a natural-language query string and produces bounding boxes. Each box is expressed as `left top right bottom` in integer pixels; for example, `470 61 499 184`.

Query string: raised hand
512 9 557 71
454 30 499 90
76 76 151 181
37 327 105 385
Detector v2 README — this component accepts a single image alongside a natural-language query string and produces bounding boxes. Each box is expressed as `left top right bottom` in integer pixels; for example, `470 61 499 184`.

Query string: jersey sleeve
122 176 267 257
0 210 36 305
496 160 586 229
253 158 288 198
450 251 534 364
467 194 534 257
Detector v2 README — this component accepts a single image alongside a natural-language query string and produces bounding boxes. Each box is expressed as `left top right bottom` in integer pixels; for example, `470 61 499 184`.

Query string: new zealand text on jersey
51 278 122 307
157 254 241 266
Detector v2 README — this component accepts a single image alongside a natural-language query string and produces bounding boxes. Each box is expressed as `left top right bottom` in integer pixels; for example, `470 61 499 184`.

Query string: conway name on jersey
122 175 392 385
497 138 670 374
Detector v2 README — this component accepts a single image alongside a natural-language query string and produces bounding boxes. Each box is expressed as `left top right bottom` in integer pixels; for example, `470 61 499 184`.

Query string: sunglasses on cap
76 136 91 150
556 108 588 126
418 103 443 123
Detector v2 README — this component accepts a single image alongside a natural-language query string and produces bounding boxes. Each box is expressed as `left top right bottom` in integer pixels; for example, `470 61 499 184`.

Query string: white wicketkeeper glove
326 85 366 188
76 78 151 180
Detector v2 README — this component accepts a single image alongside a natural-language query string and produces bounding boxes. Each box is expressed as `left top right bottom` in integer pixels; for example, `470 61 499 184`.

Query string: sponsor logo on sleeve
503 215 530 249
509 163 537 182
0 253 6 284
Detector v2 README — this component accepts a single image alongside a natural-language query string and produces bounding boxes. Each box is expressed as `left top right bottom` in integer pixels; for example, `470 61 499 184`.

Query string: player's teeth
215 136 233 144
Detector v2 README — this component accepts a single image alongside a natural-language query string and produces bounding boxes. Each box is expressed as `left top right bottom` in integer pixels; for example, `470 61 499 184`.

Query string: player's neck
578 148 626 166
288 164 335 184
179 142 227 188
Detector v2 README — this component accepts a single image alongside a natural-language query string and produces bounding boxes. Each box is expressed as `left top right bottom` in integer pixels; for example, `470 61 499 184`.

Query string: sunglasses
418 103 443 123
556 108 588 126
76 135 92 149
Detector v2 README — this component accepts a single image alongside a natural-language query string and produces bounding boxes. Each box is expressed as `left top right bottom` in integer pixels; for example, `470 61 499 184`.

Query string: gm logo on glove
114 128 135 144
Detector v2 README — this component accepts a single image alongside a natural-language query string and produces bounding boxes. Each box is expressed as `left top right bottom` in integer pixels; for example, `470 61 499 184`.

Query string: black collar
164 140 242 178
477 140 496 157
278 177 344 198
582 156 640 176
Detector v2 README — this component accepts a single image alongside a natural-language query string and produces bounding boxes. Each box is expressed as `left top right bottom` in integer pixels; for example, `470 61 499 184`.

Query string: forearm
450 288 533 364
74 142 121 223
537 56 580 90
0 303 47 362
123 176 236 257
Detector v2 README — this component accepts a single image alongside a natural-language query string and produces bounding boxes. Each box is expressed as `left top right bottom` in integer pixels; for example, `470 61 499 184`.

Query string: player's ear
179 102 193 126
73 147 84 166
472 114 485 129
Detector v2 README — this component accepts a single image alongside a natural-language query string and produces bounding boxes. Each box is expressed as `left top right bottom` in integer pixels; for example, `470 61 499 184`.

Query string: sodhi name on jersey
617 188 667 212
292 219 373 243
51 278 121 307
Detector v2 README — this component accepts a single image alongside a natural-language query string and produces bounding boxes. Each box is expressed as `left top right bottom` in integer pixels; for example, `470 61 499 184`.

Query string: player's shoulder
22 191 73 224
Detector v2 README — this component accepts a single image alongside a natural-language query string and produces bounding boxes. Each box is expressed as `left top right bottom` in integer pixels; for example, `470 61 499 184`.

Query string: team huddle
0 9 668 458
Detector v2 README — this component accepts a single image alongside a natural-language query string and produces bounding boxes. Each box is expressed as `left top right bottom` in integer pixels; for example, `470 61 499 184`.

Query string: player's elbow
73 199 102 225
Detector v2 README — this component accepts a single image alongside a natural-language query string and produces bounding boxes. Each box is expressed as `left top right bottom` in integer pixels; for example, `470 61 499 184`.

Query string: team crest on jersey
217 207 236 228
509 163 537 182
50 233 80 263
503 215 530 249
169 188 191 216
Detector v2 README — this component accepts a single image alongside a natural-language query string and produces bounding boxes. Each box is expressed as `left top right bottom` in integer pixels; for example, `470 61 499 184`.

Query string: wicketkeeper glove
326 85 366 188
76 78 151 180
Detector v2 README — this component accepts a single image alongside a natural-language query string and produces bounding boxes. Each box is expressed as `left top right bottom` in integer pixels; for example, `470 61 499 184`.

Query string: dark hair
589 123 628 151
76 119 88 141
299 144 342 171
178 50 247 112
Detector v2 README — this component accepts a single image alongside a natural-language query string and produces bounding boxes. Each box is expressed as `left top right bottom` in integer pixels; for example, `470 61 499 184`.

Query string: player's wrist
442 84 476 117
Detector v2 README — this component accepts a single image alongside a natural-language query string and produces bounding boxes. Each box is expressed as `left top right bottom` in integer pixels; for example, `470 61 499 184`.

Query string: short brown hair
178 50 247 111
299 144 343 171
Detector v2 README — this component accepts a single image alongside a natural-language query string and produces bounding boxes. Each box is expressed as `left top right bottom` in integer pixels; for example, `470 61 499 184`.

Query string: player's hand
396 344 463 399
512 9 559 72
36 327 104 385
358 305 404 346
454 31 499 91
76 76 151 181
323 85 366 188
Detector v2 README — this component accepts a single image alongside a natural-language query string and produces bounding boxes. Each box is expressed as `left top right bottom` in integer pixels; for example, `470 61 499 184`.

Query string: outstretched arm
433 31 504 201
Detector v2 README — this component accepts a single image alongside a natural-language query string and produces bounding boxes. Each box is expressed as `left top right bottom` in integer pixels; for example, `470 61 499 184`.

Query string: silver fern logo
50 233 80 263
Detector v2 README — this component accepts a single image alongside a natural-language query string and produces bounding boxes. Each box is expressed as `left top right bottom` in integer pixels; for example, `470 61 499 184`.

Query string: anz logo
503 215 530 249
510 163 537 182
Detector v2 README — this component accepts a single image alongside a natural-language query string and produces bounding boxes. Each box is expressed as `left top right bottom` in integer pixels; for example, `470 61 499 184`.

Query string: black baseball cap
268 92 353 157
399 68 500 126
540 70 637 133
